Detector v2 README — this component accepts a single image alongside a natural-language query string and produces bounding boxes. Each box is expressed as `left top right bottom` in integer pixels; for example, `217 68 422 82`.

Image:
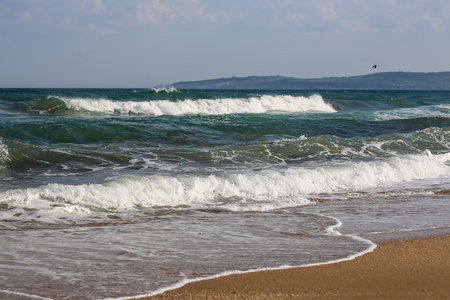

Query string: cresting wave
0 139 8 163
260 127 450 161
1 151 449 222
55 94 336 116
150 87 180 93
0 139 9 179
372 103 450 121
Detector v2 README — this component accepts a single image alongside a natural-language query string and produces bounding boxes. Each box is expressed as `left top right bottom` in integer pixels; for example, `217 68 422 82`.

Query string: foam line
102 215 376 300
0 289 53 300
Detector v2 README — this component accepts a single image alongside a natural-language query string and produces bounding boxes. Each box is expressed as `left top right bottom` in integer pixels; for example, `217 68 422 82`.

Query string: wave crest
58 94 336 116
1 152 449 222
150 87 180 93
0 139 8 163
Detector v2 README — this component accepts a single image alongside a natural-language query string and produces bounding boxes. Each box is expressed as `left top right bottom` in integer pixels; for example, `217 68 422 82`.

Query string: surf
55 94 336 116
2 151 449 224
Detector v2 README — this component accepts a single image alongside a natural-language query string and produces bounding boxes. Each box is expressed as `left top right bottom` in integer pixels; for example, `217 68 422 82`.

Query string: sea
1 88 450 299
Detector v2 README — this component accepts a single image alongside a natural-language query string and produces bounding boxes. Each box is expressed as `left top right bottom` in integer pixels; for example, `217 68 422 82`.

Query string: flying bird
372 65 377 69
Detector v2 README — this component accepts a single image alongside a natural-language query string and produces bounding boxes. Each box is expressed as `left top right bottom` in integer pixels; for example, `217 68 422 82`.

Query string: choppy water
1 88 450 299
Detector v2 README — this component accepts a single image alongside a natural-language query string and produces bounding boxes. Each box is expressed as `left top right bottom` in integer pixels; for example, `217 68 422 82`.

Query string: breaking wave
0 139 10 179
372 103 450 121
0 139 8 163
56 94 336 116
1 151 449 222
150 87 180 93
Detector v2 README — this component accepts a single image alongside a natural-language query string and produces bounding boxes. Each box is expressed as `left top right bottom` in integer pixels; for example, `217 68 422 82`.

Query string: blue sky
1 0 450 88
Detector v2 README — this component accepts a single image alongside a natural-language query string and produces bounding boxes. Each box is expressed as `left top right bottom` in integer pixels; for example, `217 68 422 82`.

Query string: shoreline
136 234 450 300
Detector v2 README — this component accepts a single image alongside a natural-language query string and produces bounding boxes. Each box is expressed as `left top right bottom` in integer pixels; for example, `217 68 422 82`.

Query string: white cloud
422 13 446 33
134 0 216 25
268 0 450 36
3 0 450 36
319 2 337 21
92 0 103 15
288 12 305 27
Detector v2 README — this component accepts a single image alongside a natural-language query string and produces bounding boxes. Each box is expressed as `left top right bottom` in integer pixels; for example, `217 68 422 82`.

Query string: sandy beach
141 234 450 300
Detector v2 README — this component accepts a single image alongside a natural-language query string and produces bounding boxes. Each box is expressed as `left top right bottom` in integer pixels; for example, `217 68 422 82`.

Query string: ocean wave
0 139 10 179
150 87 180 93
56 94 336 116
211 127 450 166
14 97 67 115
1 151 449 222
371 103 450 121
0 139 8 163
2 125 449 178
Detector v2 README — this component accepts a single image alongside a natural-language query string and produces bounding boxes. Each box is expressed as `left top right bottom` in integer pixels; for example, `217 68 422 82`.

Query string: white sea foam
1 152 449 222
269 127 450 160
0 139 10 179
151 87 180 93
0 138 9 162
372 103 450 121
57 94 336 116
0 289 53 300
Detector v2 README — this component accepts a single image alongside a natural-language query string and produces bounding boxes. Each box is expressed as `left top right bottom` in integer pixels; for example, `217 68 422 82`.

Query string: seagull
372 65 377 69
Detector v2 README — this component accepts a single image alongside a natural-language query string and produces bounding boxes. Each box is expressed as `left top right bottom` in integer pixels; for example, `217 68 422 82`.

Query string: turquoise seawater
1 88 450 299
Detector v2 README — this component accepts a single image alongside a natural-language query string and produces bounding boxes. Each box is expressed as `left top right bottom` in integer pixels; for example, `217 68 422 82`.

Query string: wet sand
139 234 450 300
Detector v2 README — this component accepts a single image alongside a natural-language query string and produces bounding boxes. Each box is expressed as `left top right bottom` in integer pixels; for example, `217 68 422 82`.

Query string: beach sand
140 234 450 300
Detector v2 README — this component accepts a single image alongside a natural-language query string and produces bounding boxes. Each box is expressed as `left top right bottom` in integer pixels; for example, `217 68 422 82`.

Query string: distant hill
171 72 450 90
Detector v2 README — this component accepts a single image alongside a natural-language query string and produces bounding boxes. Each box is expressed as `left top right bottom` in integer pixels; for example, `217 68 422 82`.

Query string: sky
1 0 450 88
